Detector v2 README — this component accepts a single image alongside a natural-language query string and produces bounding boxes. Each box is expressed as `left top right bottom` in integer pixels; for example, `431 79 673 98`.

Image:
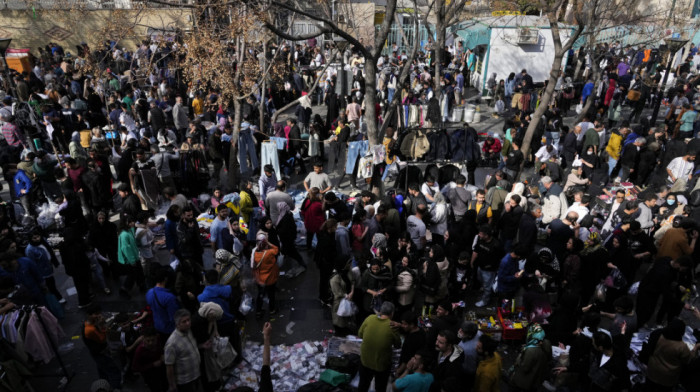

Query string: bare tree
424 0 471 96
264 0 400 146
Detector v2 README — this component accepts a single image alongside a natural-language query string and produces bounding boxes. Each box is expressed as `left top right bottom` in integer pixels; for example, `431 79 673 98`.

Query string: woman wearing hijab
601 233 632 312
329 254 355 337
579 232 610 305
275 201 306 273
316 219 337 306
358 258 392 318
257 216 280 248
508 323 552 392
300 187 325 251
252 233 280 317
69 131 88 167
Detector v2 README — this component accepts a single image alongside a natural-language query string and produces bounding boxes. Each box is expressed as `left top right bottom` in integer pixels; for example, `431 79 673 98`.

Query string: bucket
451 107 464 122
473 111 482 123
464 109 475 122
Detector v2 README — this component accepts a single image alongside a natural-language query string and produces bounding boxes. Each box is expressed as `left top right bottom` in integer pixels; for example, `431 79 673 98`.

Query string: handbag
627 89 641 101
604 268 627 289
219 257 242 285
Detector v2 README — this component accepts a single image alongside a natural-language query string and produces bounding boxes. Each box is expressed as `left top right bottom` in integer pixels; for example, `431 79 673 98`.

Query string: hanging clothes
238 128 259 174
371 145 386 164
260 142 282 180
357 155 374 179
425 131 450 161
269 137 287 150
345 140 369 174
24 308 65 364
399 130 430 160
408 105 420 127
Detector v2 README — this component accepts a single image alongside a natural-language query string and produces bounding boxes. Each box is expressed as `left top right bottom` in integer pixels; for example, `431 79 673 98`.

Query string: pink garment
24 308 65 364
284 126 291 150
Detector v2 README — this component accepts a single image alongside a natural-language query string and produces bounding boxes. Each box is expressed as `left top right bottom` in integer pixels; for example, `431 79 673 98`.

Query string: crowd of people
0 31 699 392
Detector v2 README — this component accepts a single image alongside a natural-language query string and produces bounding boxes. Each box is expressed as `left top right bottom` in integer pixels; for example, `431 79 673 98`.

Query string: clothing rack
18 305 73 386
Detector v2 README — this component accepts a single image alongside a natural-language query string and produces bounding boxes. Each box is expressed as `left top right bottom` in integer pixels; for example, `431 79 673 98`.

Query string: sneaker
270 309 277 315
474 300 486 308
58 298 67 304
104 288 112 295
78 302 93 309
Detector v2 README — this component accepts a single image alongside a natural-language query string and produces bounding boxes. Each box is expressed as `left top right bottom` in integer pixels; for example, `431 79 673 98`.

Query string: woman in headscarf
429 192 448 247
191 302 225 391
508 323 552 392
257 215 280 248
316 219 337 306
525 247 561 294
69 131 88 167
358 258 392 318
329 254 355 337
300 187 325 250
275 201 306 272
560 238 584 298
252 233 280 317
579 232 610 305
601 233 632 312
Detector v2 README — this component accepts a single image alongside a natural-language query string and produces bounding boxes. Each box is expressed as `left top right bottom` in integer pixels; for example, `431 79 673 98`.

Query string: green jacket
118 228 140 265
358 315 401 371
510 340 552 390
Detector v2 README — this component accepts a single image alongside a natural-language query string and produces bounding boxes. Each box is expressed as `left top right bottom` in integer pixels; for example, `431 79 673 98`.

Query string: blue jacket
581 82 594 103
146 287 179 334
0 257 45 304
496 254 521 294
197 284 234 323
13 169 32 198
25 244 54 278
164 219 179 253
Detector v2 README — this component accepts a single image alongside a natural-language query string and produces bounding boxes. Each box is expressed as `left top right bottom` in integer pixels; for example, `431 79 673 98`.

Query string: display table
497 307 528 342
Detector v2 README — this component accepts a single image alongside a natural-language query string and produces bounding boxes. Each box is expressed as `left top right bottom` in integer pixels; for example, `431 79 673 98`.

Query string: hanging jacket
464 127 480 162
425 131 450 161
449 128 466 161
400 130 430 160
427 97 441 123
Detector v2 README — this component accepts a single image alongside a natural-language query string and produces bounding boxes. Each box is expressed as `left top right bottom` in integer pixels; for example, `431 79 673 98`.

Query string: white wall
482 27 572 90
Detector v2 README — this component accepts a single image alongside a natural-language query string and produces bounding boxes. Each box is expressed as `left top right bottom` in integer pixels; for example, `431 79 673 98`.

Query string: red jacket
301 199 325 234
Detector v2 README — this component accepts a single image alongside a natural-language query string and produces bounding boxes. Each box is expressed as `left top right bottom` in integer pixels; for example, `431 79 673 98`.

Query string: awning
451 22 491 49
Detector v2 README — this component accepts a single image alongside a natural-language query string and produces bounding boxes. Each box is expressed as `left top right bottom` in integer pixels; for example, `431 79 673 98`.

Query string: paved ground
4 94 698 391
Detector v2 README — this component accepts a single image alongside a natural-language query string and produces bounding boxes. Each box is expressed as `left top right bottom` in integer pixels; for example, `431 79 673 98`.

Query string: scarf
525 323 545 348
580 231 603 256
276 201 291 227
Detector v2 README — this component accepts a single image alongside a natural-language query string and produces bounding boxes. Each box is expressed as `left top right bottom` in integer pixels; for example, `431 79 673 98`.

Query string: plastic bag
337 298 357 317
238 292 253 315
212 336 237 369
575 103 583 114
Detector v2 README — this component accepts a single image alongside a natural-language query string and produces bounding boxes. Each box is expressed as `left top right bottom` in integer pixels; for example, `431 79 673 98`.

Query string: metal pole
649 59 673 125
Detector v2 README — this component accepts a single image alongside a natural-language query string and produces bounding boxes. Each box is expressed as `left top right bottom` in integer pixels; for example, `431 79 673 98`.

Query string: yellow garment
605 132 624 160
383 137 395 164
335 125 342 136
474 203 493 219
192 98 204 116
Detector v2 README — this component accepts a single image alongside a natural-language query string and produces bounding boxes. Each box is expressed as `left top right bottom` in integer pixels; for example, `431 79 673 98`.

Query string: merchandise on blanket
36 201 63 230
223 339 328 392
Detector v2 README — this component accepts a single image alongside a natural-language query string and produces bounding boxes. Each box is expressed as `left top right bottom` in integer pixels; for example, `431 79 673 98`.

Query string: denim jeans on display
261 142 282 180
238 129 259 174
345 140 369 174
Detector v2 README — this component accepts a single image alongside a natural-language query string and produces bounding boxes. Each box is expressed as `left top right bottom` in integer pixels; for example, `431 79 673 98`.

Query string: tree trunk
227 98 242 192
364 60 379 146
575 67 602 123
520 54 564 159
434 17 445 96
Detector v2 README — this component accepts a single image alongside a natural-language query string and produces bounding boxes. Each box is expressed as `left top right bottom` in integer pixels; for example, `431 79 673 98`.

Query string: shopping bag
319 369 351 386
212 336 237 369
337 298 357 317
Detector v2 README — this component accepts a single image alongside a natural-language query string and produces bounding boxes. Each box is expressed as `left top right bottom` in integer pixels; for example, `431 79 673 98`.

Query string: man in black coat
518 204 541 254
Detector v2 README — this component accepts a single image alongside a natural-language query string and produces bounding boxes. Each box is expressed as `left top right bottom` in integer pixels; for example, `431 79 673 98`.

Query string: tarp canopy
451 21 490 49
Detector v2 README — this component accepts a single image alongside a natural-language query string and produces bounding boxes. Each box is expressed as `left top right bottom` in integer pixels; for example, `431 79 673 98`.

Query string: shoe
104 288 112 295
58 298 67 304
78 302 93 309
474 300 486 308
270 309 277 315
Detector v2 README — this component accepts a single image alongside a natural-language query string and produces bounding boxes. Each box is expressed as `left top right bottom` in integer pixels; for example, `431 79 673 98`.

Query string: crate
497 307 528 341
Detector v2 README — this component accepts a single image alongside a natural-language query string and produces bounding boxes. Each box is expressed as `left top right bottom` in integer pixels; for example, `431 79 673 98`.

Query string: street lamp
0 38 16 99
649 36 688 125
